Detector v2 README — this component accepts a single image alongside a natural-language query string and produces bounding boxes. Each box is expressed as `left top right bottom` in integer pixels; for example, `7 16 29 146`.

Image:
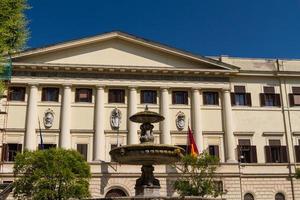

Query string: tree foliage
174 152 222 197
0 0 29 54
13 148 91 200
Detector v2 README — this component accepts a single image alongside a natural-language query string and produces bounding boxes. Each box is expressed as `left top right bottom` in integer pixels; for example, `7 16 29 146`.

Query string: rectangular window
8 87 26 101
1 143 22 162
208 145 219 159
77 144 88 161
110 144 118 162
172 91 188 105
75 88 92 103
260 87 281 107
265 140 288 163
203 92 219 105
237 139 257 163
38 144 56 150
141 90 157 104
289 87 300 106
108 89 125 103
231 86 251 106
294 144 300 163
42 87 59 102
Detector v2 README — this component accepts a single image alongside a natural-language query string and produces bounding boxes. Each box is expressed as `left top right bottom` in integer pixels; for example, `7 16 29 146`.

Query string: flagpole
38 117 44 150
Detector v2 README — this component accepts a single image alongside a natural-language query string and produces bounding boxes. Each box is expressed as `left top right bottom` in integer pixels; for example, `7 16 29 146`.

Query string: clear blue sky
26 0 300 59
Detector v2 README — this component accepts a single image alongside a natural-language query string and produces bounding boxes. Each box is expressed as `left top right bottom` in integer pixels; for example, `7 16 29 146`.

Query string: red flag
187 126 199 156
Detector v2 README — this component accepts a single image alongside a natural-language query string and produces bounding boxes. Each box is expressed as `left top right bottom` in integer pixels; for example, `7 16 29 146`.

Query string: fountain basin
110 144 184 165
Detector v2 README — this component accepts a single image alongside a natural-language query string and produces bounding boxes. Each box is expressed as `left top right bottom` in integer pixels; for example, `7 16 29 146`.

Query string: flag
187 126 199 156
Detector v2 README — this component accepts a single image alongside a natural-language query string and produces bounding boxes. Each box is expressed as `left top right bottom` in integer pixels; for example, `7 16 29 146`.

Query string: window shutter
172 92 176 104
1 144 8 161
295 146 300 162
214 145 219 159
234 86 246 93
265 146 272 163
203 93 207 105
42 88 46 101
184 92 188 105
237 145 241 161
75 89 79 102
215 93 219 105
292 87 300 94
141 91 145 103
289 94 295 107
246 93 252 106
120 90 125 103
230 93 236 106
275 94 281 107
250 146 257 163
108 90 113 103
17 144 22 153
264 86 275 94
280 146 288 163
260 93 266 106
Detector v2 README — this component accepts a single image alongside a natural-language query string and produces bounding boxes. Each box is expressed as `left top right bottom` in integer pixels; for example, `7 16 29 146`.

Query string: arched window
105 189 127 197
275 193 285 200
244 193 254 200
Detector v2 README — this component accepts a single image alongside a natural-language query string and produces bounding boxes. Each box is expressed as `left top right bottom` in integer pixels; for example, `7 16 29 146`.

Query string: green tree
174 152 222 197
0 0 29 94
13 148 91 200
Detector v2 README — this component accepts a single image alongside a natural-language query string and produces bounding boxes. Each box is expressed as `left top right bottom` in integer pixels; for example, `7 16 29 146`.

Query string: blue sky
26 0 300 59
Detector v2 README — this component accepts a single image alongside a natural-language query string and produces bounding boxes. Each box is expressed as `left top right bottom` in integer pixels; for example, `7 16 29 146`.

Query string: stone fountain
109 106 184 197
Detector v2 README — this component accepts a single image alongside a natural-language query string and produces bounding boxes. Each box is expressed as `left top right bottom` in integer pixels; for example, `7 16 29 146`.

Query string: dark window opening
203 92 219 105
1 143 22 162
75 88 92 103
275 193 285 200
265 140 287 163
38 143 56 150
231 86 251 106
260 86 281 107
141 90 157 104
8 87 25 101
208 145 219 159
289 87 300 106
77 144 88 161
244 193 254 200
172 91 188 105
237 139 257 163
109 89 125 103
42 87 59 102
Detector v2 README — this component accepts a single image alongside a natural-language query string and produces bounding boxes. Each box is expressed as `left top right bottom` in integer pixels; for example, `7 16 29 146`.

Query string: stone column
93 85 105 161
223 89 236 162
160 87 171 144
24 83 38 151
127 86 138 144
60 84 72 149
191 88 203 151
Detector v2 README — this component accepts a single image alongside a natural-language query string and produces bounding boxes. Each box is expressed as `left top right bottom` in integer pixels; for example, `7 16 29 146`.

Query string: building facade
1 32 300 200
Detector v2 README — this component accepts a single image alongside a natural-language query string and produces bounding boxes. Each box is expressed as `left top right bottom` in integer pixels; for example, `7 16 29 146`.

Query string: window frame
172 91 188 105
140 90 157 104
108 89 125 104
1 143 22 162
42 87 59 102
77 144 88 161
203 91 219 106
75 88 93 103
8 87 26 101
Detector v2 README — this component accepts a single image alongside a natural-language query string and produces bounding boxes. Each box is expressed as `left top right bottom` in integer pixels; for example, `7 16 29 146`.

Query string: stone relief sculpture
43 108 54 128
176 111 185 131
111 108 121 129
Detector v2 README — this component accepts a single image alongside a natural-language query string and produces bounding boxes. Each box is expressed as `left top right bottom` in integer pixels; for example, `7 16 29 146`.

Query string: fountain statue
110 106 184 197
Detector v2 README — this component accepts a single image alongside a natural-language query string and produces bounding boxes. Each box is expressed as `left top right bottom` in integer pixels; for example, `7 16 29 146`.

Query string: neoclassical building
0 31 300 200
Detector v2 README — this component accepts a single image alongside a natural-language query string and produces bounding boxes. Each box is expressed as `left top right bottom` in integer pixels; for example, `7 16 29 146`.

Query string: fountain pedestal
135 165 160 196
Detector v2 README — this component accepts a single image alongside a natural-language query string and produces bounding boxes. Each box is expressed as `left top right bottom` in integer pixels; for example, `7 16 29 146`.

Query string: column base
135 185 160 197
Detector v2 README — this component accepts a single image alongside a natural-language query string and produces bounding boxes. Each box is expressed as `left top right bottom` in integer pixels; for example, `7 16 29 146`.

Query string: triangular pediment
12 32 239 72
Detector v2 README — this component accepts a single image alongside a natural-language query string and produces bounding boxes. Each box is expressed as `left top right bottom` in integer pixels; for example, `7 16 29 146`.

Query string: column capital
62 83 72 88
191 87 201 92
95 85 105 89
28 82 39 87
222 88 231 92
128 86 138 90
160 87 169 91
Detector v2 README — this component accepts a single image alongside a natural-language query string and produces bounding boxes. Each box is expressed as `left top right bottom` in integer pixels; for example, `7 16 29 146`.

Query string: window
295 139 300 162
1 143 22 161
231 86 251 106
237 139 257 163
8 87 25 101
77 144 88 161
260 86 281 107
108 89 125 103
203 92 219 105
289 87 300 106
75 88 92 103
141 90 157 104
208 145 219 159
265 140 288 163
38 144 56 150
172 91 188 105
244 193 254 200
275 193 285 200
42 87 59 102
110 144 118 162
